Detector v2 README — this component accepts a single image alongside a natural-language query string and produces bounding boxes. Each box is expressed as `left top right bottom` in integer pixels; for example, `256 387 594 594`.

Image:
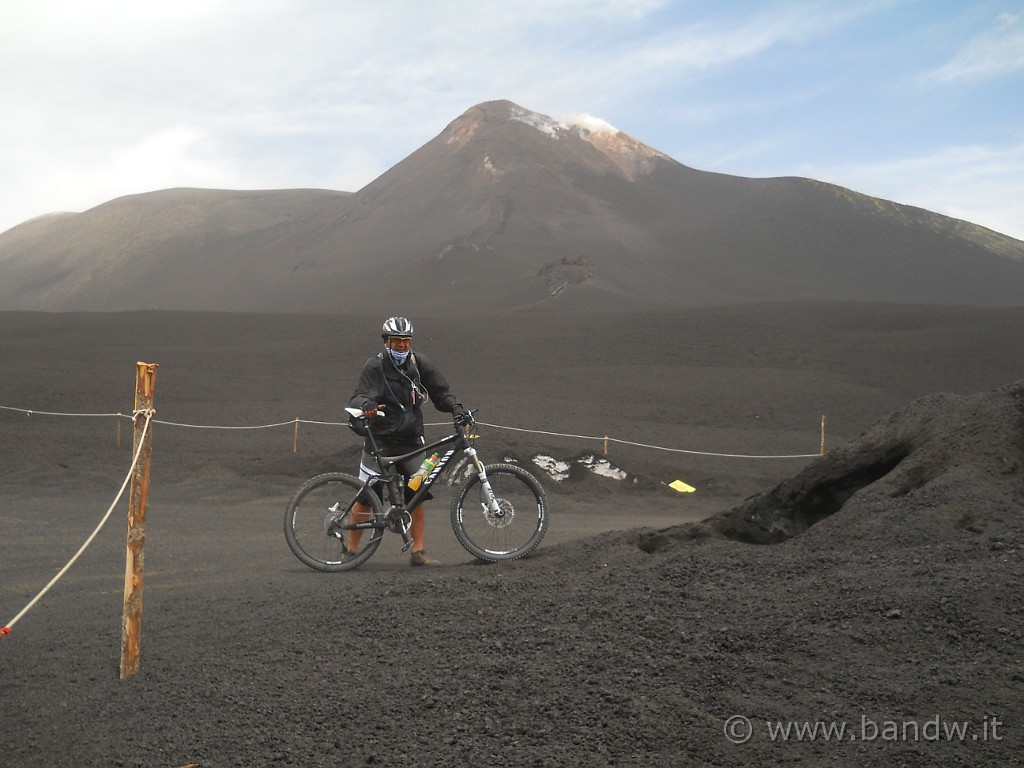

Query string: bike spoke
452 465 548 561
284 473 384 571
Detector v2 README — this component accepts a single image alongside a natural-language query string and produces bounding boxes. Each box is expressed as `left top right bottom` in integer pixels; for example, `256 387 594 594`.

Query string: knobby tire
284 472 384 572
450 463 548 561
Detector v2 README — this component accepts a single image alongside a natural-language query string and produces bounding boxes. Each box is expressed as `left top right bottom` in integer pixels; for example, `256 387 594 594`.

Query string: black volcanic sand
1 303 1023 767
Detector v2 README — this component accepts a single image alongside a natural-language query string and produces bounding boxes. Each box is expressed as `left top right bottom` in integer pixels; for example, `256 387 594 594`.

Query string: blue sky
2 0 1022 239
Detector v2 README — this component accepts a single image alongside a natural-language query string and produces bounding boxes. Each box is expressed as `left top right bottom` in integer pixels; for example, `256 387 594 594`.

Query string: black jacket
349 351 458 451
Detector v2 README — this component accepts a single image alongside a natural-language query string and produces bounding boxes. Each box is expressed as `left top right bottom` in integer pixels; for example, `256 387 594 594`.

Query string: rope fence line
472 421 821 459
0 404 125 418
1 410 154 638
1 399 819 637
153 418 299 430
2 402 823 459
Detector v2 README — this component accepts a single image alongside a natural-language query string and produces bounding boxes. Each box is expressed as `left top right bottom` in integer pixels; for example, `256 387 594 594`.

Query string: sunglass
387 336 412 344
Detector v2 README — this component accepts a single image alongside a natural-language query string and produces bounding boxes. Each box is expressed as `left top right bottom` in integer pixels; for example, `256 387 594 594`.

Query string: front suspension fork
466 446 501 513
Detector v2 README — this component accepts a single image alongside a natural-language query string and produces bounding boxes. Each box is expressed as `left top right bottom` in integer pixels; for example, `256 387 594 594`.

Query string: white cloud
2 0 243 53
105 126 239 189
616 1 892 73
923 12 1024 84
563 113 619 134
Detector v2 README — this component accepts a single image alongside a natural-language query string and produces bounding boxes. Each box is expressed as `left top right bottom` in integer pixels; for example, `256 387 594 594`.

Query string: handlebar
344 406 385 421
344 405 471 430
344 405 476 427
454 408 477 427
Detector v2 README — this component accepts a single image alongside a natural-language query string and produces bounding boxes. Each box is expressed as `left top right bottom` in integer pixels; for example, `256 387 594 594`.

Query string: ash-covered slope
1 99 1022 312
644 378 1024 550
0 188 353 311
354 100 1024 309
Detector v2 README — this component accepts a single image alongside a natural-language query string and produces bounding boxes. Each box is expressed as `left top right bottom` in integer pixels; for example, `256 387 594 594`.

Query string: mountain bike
284 408 549 571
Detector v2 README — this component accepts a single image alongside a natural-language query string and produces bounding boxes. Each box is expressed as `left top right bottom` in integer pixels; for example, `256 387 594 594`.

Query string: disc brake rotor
323 502 344 534
483 498 515 528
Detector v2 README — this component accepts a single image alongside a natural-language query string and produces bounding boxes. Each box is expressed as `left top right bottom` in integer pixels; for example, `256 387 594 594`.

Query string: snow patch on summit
509 106 564 138
509 106 620 139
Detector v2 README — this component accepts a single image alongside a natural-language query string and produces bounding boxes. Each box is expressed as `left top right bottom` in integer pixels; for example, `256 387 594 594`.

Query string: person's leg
409 504 440 565
410 503 426 552
349 449 379 555
347 500 372 553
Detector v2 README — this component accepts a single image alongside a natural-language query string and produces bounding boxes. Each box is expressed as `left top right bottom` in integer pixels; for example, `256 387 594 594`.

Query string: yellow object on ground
669 480 696 493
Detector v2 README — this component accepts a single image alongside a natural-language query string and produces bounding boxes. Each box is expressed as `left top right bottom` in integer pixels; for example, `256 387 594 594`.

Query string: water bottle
407 451 441 490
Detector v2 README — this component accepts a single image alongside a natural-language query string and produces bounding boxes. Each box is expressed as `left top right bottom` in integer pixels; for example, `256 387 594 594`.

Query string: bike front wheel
451 463 548 562
284 472 384 572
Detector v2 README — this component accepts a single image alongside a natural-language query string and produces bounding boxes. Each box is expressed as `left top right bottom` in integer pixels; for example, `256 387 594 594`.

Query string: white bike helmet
381 316 414 339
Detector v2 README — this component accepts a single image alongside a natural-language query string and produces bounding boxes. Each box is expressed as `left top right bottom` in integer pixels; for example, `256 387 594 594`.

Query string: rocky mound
654 378 1024 547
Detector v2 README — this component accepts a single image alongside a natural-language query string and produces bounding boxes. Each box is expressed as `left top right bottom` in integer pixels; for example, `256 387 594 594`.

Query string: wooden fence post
120 362 157 679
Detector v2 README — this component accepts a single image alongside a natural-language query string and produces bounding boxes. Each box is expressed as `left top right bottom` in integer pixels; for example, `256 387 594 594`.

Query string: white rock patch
531 454 628 482
532 454 571 481
578 454 628 479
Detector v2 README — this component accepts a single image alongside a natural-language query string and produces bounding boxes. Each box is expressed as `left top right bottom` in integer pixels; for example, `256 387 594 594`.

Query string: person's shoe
410 549 440 567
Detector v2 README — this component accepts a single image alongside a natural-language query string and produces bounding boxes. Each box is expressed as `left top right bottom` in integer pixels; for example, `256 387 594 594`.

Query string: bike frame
342 409 503 550
365 426 466 510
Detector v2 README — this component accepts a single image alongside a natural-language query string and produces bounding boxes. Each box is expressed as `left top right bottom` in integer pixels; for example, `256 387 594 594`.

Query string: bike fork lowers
466 446 502 513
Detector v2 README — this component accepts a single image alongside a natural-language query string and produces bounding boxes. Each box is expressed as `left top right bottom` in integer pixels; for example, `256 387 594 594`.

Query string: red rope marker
1 627 10 636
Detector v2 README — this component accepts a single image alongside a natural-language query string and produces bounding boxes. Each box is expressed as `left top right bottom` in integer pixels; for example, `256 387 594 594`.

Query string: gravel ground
2 310 1022 766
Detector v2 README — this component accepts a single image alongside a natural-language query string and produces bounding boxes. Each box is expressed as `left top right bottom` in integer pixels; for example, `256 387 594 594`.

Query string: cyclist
347 316 467 566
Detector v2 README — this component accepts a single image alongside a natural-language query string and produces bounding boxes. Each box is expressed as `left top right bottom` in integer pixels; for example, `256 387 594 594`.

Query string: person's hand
363 404 386 419
453 406 474 426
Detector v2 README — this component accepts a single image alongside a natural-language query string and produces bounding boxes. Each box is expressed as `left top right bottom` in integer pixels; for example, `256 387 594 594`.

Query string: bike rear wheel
451 463 548 561
284 472 384 572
